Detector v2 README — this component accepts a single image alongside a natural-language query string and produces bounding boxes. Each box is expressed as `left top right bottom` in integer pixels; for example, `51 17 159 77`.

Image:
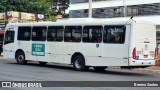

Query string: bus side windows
64 26 82 42
103 26 125 44
47 26 63 42
83 26 102 43
32 26 47 41
18 27 31 41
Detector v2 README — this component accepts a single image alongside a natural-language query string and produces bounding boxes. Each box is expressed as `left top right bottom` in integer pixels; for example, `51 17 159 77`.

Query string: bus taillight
132 47 136 59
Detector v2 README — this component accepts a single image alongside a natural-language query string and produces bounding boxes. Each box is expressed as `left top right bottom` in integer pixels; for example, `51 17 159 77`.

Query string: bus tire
73 55 88 71
39 62 47 65
93 67 107 71
16 52 27 65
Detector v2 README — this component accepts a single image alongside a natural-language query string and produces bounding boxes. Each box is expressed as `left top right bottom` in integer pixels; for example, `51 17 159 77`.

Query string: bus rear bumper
129 59 155 66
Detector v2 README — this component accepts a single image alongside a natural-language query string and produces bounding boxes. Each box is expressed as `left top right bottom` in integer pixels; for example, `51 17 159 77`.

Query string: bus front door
3 31 15 59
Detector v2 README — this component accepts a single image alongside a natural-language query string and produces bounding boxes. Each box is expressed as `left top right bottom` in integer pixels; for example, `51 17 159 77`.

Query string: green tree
0 0 69 20
0 0 53 15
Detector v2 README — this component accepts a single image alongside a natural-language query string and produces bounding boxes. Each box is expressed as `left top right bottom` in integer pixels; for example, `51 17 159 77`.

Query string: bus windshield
4 31 14 45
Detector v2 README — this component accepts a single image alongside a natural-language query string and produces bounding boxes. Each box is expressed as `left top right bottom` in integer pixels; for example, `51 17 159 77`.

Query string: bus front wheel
16 52 27 65
73 55 88 71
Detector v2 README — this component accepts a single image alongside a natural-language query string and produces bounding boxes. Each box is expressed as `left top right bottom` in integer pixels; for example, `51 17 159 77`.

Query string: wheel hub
75 59 82 69
18 55 24 61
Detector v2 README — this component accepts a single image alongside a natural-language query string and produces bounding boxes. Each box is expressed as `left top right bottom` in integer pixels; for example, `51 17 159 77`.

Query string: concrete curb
109 66 160 73
132 69 160 73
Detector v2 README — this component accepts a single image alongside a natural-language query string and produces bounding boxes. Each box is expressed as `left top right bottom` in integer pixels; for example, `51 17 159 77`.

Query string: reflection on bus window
32 26 47 41
64 26 82 42
103 26 125 44
47 26 63 42
4 31 15 44
83 26 102 43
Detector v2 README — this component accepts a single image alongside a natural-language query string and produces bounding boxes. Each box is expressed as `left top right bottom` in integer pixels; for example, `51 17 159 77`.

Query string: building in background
68 0 160 37
69 0 160 18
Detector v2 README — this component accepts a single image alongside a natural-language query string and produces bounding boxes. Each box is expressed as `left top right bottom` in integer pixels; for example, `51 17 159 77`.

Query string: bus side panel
15 41 32 61
80 43 102 66
45 42 63 63
61 42 82 64
95 45 129 66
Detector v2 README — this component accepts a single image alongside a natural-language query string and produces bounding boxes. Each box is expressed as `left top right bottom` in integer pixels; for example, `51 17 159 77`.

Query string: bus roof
6 18 154 27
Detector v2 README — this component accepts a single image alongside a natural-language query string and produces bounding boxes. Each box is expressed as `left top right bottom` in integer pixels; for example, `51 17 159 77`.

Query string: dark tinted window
32 26 47 41
83 26 102 43
47 26 63 42
18 27 31 41
64 26 82 42
69 9 88 18
103 26 125 44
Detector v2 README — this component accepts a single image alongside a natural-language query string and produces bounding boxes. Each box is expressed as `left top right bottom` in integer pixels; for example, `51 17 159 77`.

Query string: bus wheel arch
15 49 27 65
71 52 89 71
71 52 84 64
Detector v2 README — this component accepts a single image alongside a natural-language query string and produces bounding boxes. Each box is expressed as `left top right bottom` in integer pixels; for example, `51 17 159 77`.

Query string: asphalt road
0 59 160 90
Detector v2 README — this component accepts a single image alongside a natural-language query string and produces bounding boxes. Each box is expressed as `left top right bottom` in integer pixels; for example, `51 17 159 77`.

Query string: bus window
83 26 102 43
18 27 31 41
64 26 82 42
103 26 125 44
4 31 15 45
47 26 63 42
32 26 47 41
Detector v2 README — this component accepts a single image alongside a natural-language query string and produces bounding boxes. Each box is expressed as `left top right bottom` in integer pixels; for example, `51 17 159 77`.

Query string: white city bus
3 19 156 71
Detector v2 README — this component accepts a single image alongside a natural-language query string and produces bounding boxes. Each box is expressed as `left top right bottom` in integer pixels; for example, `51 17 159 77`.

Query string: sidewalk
133 66 160 73
109 66 160 73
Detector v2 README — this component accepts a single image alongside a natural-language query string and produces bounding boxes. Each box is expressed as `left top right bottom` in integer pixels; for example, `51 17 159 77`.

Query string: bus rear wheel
73 55 88 71
93 67 107 71
16 52 27 65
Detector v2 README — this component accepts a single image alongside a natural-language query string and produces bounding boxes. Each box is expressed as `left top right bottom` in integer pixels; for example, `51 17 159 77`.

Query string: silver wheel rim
75 59 82 69
18 55 24 62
